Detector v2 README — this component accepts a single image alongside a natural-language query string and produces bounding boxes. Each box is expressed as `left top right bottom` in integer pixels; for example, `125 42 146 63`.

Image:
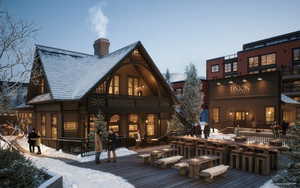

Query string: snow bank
260 179 279 188
28 155 135 188
209 129 235 140
0 140 9 149
77 148 137 163
15 136 137 163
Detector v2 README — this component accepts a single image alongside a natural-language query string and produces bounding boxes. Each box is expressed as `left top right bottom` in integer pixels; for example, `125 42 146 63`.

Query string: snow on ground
28 154 135 188
208 129 236 140
197 125 236 140
260 179 279 188
15 136 137 163
0 139 9 149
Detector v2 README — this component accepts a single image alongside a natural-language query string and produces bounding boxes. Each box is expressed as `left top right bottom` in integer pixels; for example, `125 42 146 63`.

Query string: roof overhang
281 94 300 104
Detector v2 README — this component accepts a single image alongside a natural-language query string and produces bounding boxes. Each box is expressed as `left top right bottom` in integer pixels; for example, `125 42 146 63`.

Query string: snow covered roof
168 73 206 83
169 73 186 83
36 42 139 100
281 94 300 104
13 103 33 109
28 93 52 104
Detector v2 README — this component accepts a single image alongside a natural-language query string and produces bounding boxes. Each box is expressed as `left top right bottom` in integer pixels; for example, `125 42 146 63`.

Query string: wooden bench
155 155 183 168
138 154 151 164
174 161 189 176
199 165 230 183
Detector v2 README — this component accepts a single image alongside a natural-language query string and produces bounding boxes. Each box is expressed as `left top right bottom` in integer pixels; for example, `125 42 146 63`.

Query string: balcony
283 83 300 96
282 63 300 80
88 94 172 113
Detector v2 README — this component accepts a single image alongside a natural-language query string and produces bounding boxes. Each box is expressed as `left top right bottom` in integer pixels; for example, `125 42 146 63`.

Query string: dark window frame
293 47 300 61
211 64 220 73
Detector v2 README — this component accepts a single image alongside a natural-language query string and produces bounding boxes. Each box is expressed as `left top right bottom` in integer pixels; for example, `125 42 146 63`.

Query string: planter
38 171 63 188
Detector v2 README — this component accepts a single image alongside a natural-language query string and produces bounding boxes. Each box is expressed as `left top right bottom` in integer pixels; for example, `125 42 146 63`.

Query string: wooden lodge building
19 39 176 148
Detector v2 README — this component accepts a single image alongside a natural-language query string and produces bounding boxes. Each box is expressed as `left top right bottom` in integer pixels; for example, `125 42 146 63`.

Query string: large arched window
109 115 120 133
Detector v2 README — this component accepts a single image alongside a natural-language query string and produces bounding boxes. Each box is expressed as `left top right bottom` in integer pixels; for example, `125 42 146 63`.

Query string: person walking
204 123 210 139
107 129 117 163
28 128 36 153
94 129 103 164
281 120 289 136
35 131 42 155
136 128 142 148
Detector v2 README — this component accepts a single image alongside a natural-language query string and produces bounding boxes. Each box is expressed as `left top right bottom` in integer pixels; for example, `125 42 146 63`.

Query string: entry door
146 114 156 137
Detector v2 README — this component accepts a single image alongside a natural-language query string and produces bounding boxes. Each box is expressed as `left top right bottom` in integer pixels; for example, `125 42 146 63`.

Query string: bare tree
0 11 38 112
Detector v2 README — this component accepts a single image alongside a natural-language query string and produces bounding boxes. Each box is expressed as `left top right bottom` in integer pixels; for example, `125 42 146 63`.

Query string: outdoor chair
199 165 230 183
154 155 183 168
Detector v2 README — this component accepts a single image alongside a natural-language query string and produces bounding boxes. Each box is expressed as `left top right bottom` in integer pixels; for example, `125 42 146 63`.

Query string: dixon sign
230 84 250 95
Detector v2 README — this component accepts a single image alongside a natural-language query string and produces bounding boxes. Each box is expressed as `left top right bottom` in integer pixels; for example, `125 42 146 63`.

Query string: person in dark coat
107 129 117 162
204 123 210 139
281 121 289 136
28 128 37 153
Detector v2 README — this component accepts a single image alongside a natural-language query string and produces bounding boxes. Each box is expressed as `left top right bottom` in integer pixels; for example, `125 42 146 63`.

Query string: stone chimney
93 38 110 57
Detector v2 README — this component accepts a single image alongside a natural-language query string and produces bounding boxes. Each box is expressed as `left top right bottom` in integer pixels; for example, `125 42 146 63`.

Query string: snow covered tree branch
0 11 38 112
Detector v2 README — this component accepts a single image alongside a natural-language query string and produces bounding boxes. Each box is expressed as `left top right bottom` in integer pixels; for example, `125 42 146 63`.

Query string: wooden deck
74 154 271 188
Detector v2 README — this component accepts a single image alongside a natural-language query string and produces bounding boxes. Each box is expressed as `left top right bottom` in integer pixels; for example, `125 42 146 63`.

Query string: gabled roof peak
35 41 140 100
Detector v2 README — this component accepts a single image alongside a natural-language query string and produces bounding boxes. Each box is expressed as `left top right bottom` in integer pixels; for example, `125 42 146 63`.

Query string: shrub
0 147 49 188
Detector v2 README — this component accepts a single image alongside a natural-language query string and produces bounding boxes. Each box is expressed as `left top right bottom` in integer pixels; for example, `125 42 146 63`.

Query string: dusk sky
2 0 300 77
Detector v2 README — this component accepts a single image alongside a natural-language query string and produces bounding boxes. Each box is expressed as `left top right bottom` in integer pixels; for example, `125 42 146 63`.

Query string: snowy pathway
3 135 135 188
29 155 135 188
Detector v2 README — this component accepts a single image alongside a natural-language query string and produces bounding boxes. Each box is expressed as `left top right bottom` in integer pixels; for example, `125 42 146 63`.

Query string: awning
281 94 300 104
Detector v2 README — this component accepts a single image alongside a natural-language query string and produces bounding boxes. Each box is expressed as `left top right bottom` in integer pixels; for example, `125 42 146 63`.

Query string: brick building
206 31 300 129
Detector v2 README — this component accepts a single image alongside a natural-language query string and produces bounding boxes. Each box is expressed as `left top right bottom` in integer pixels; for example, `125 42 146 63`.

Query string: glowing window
265 107 275 123
212 108 219 123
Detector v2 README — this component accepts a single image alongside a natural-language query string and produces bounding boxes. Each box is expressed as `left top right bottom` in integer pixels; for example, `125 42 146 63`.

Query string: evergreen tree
181 63 202 127
165 68 171 84
273 123 300 187
94 110 108 143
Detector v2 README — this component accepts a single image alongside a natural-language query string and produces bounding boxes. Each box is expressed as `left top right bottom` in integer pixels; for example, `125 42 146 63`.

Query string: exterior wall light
246 112 249 115
242 79 247 83
229 112 233 116
257 77 263 81
228 81 233 84
217 82 221 86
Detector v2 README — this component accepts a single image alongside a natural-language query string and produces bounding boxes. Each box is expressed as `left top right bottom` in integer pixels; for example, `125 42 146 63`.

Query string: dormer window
132 49 140 57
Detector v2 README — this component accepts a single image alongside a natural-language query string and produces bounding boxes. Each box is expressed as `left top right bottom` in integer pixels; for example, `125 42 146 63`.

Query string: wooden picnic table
187 155 220 178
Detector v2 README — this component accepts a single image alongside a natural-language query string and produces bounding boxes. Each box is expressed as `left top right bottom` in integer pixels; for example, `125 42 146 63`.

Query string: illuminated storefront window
109 115 120 133
212 108 219 123
64 122 77 131
265 107 275 123
128 114 138 138
146 114 155 136
89 114 97 134
51 114 58 138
